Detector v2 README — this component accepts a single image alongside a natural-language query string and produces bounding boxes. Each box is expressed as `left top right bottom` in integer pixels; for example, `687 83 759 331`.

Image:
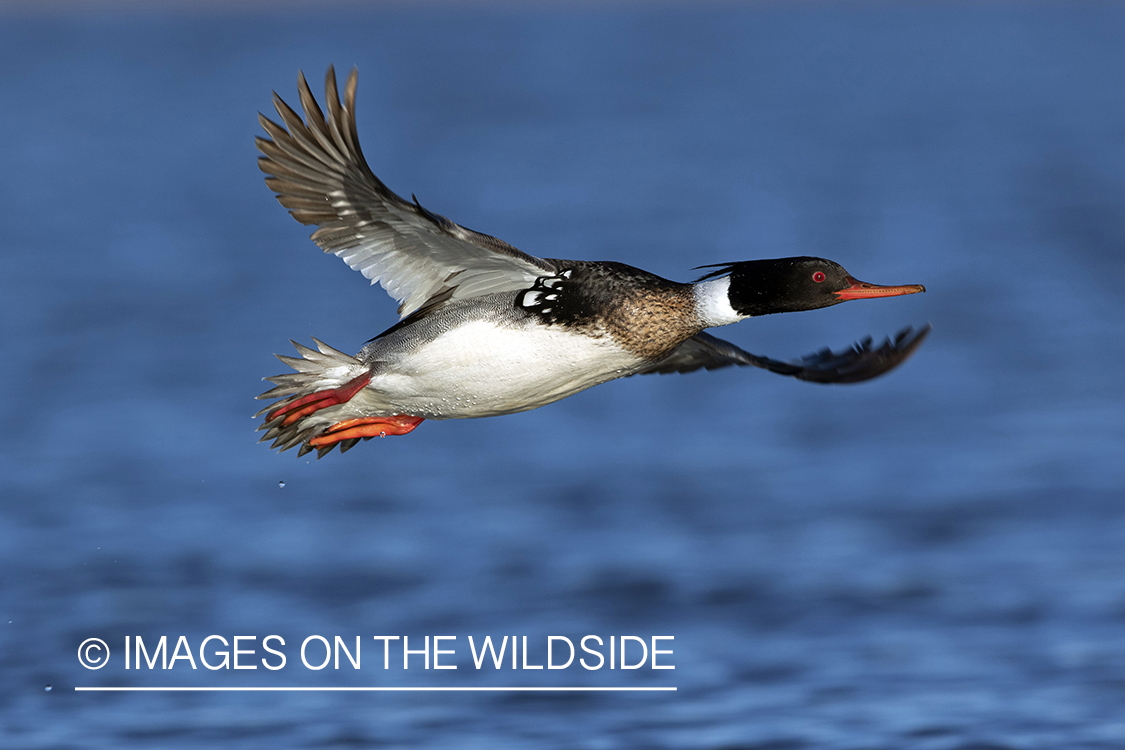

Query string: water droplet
44 685 51 692
278 481 286 489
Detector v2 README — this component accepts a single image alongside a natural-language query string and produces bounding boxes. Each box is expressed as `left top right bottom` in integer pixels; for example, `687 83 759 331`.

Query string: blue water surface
2 4 1124 748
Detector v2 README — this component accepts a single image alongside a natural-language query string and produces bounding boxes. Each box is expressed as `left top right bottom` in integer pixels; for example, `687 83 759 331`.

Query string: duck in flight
256 67 928 458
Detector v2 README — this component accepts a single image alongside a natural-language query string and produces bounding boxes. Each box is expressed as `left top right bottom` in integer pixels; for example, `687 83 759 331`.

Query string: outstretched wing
636 325 931 383
257 66 556 318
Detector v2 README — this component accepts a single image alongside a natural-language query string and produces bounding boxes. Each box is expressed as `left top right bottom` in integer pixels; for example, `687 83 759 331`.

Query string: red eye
812 271 826 283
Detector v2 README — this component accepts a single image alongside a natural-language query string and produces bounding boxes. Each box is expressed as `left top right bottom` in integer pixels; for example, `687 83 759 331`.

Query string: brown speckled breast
516 261 702 361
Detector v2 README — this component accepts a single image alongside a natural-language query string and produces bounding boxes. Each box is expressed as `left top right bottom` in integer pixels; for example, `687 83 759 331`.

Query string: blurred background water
2 2 1124 748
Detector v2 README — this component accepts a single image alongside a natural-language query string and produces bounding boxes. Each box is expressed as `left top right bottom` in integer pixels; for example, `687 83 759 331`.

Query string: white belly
366 320 639 419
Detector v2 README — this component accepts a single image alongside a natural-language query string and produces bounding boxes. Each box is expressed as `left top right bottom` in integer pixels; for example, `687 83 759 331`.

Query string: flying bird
256 67 928 458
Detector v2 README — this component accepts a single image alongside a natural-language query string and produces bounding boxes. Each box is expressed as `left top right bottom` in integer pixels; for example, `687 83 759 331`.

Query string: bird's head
693 257 925 325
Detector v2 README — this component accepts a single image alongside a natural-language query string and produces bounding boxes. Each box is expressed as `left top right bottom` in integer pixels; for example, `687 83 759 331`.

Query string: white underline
75 686 676 692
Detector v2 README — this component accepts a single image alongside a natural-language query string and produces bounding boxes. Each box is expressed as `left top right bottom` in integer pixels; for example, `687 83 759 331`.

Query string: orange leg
309 415 426 446
267 372 372 426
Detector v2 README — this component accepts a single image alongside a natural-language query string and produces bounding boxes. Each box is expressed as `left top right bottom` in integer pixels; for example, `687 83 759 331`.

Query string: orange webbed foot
266 372 372 427
309 415 426 447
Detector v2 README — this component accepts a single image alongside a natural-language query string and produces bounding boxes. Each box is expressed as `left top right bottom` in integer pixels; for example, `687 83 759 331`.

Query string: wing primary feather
296 70 343 163
340 67 371 174
271 94 331 167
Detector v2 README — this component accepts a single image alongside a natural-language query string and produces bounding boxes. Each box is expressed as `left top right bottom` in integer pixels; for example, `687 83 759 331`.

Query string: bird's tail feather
255 339 370 458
